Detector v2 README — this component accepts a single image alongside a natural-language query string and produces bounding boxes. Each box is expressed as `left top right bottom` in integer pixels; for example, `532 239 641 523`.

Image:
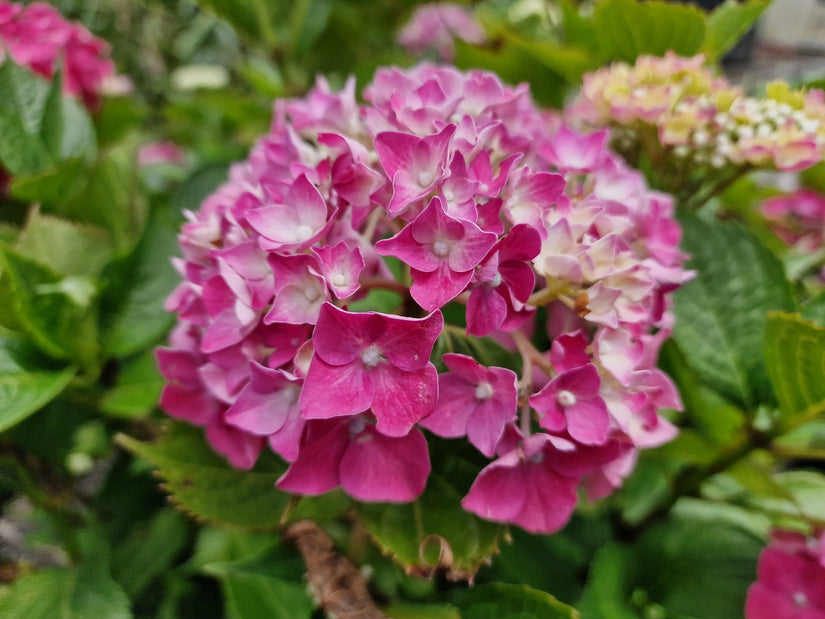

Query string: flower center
432 240 450 257
284 385 300 404
443 188 454 201
418 171 434 187
295 224 314 241
332 272 347 287
793 592 809 607
303 285 321 302
349 416 367 436
490 273 502 287
475 382 494 400
556 390 577 407
361 345 383 368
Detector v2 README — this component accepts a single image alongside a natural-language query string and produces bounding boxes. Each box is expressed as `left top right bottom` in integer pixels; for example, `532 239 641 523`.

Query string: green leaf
99 215 179 357
111 509 189 600
592 0 706 62
635 511 763 619
505 36 601 84
386 603 461 619
673 214 794 408
117 421 349 529
0 61 94 177
0 335 76 432
450 583 580 619
800 291 825 327
15 210 112 278
290 0 333 57
0 248 99 364
358 473 502 580
38 67 96 163
0 61 54 175
773 420 825 460
11 146 145 254
199 544 314 619
0 530 131 619
702 0 771 62
0 568 131 619
764 312 825 424
192 0 281 48
100 350 164 418
578 543 641 619
489 525 590 603
170 162 230 214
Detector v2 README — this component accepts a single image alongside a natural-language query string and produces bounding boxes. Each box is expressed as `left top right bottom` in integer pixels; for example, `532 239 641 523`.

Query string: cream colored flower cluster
571 53 825 174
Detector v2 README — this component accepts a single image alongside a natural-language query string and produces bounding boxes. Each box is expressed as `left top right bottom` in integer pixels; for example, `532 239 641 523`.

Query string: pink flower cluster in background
570 52 825 173
397 2 486 62
761 188 825 254
157 63 690 533
0 1 116 110
746 529 825 619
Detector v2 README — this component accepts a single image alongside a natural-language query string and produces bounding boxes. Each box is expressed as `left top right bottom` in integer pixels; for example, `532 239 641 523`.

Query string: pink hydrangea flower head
0 1 118 110
746 529 825 619
158 62 689 529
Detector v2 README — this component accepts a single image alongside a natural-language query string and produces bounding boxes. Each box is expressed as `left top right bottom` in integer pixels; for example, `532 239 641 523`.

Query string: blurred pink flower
397 2 486 61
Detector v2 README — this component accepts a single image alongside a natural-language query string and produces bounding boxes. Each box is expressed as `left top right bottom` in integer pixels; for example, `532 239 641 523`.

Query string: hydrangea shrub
157 63 689 534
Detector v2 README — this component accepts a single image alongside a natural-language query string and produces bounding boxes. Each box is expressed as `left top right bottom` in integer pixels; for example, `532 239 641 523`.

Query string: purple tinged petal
339 425 430 501
370 362 438 436
300 356 372 420
277 419 351 495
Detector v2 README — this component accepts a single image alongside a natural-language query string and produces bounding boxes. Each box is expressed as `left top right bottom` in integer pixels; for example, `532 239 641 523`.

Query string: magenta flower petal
410 264 474 311
530 364 611 445
225 364 302 435
462 435 579 533
300 356 372 420
206 414 265 470
370 362 438 436
277 419 351 495
312 302 386 366
419 373 476 438
339 424 430 501
374 309 443 371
